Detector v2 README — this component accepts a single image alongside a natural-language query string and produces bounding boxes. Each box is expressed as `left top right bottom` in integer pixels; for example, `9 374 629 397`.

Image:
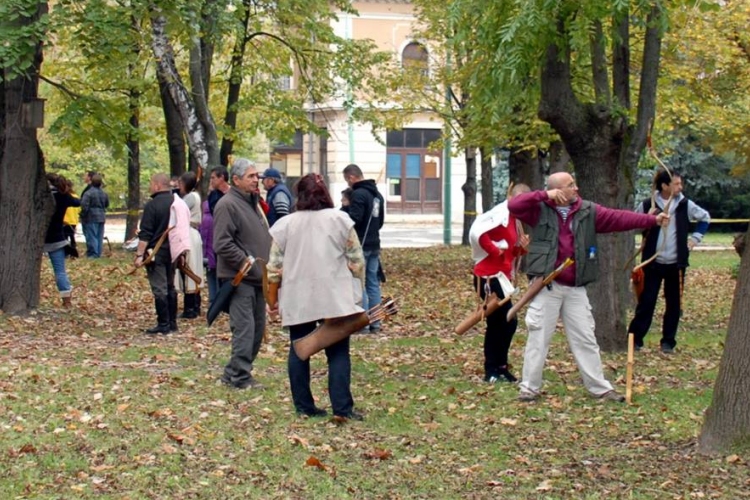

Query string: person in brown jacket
213 158 271 389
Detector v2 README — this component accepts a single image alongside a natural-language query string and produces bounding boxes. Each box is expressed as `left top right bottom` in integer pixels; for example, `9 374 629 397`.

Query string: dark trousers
474 275 518 375
146 257 177 327
63 225 78 258
224 282 266 383
628 262 684 349
288 321 354 417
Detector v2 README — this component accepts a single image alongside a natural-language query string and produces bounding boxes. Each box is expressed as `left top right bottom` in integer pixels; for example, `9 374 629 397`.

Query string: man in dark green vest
508 172 669 403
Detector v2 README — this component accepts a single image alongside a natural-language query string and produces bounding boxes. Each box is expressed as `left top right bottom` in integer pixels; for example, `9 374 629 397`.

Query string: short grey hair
230 158 256 185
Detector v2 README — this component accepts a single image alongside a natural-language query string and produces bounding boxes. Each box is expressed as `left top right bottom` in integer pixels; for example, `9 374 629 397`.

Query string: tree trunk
157 72 186 177
509 146 544 190
461 146 477 245
149 10 210 170
0 3 54 314
125 89 140 243
548 140 570 175
479 146 494 211
125 21 141 243
699 228 750 452
537 8 661 351
219 3 252 166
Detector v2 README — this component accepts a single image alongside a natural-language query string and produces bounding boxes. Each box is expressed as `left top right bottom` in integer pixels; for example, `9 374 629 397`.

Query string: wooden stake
626 333 635 404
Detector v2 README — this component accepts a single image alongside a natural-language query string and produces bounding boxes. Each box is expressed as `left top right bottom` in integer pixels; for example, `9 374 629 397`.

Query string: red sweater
473 215 523 278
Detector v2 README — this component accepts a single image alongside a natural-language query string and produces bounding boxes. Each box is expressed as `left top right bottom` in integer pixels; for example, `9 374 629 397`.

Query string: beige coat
270 209 364 326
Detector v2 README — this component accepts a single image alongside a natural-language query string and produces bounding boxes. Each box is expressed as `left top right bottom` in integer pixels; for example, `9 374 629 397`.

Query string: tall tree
452 0 689 349
699 228 750 452
0 1 54 314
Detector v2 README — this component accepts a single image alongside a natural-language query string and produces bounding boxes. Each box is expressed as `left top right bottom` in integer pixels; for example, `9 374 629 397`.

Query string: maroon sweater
508 191 658 286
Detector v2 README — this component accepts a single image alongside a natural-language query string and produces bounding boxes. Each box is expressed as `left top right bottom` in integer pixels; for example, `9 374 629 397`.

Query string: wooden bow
626 124 673 300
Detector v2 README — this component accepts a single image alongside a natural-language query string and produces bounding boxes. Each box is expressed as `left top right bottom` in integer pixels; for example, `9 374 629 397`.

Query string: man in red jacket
468 184 530 383
508 172 669 402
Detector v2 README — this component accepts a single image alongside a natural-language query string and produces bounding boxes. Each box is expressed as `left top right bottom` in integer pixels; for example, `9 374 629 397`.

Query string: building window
402 42 429 76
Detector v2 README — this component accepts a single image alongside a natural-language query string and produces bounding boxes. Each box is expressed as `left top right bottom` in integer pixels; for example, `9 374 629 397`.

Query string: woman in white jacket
267 173 365 420
175 171 204 318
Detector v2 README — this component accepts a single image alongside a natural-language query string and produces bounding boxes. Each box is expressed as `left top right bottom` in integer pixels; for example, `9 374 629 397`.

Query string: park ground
0 243 748 499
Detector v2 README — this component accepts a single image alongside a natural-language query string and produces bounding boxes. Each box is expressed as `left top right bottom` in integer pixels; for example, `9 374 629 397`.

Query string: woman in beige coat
267 173 365 420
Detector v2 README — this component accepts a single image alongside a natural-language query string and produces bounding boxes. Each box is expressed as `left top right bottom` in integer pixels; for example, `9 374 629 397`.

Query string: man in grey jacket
80 173 109 258
213 158 272 389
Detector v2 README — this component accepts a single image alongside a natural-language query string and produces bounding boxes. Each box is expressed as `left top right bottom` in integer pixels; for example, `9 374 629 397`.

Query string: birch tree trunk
149 10 210 170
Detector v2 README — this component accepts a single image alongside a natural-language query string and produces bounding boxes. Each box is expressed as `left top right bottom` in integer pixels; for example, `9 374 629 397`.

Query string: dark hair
654 169 681 191
341 187 353 200
295 173 333 211
343 163 363 179
211 166 228 182
47 173 71 194
180 171 197 193
86 171 97 178
209 165 229 182
91 173 103 188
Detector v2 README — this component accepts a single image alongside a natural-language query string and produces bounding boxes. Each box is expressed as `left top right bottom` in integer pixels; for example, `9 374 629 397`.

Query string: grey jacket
80 186 109 223
213 187 271 286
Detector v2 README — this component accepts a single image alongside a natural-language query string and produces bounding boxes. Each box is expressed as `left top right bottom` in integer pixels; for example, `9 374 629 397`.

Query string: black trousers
474 275 518 375
628 262 685 349
288 321 354 417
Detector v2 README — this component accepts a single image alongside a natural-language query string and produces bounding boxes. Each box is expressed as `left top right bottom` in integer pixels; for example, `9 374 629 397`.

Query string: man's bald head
547 172 574 189
150 173 171 194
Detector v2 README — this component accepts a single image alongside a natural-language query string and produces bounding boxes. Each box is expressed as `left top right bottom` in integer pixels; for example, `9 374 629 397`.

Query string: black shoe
169 321 178 332
335 411 364 421
180 310 198 319
497 368 517 383
661 345 675 354
297 407 328 418
635 344 643 352
220 375 263 390
145 324 170 335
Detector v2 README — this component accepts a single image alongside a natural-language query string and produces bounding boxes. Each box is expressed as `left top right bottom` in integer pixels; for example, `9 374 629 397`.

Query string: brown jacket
212 187 271 285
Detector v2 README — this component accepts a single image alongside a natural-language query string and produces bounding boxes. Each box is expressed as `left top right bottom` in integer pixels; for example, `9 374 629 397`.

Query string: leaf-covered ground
1 247 748 499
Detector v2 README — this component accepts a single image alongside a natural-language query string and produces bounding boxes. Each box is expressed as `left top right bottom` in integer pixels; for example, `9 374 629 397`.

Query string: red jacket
473 215 524 278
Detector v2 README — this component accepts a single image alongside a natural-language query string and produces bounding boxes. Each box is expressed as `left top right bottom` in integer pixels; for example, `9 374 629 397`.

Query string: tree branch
612 9 630 110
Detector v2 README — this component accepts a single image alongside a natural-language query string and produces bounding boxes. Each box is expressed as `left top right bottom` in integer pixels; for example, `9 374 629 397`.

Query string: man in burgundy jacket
508 172 669 403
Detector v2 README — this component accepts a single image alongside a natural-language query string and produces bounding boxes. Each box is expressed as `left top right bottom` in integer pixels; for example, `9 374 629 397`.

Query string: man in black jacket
135 173 177 335
343 163 385 332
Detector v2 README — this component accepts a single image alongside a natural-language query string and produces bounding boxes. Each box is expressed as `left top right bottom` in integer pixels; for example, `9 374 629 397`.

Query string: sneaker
593 390 625 402
660 345 675 354
634 344 642 352
484 374 500 384
518 390 539 402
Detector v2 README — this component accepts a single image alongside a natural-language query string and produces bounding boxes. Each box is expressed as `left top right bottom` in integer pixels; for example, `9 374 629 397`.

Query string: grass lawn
0 245 747 499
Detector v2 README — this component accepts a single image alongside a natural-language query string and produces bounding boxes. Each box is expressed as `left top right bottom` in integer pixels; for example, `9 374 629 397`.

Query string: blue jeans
363 250 382 330
48 247 72 296
83 222 104 257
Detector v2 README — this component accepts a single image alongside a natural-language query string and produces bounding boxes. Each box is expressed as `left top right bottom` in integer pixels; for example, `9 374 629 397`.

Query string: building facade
270 0 471 221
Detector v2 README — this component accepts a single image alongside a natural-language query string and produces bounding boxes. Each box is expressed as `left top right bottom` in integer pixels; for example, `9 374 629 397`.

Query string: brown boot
62 296 72 308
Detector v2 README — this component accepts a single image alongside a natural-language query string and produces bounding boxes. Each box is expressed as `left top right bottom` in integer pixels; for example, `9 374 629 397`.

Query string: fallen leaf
363 448 392 460
306 456 326 471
